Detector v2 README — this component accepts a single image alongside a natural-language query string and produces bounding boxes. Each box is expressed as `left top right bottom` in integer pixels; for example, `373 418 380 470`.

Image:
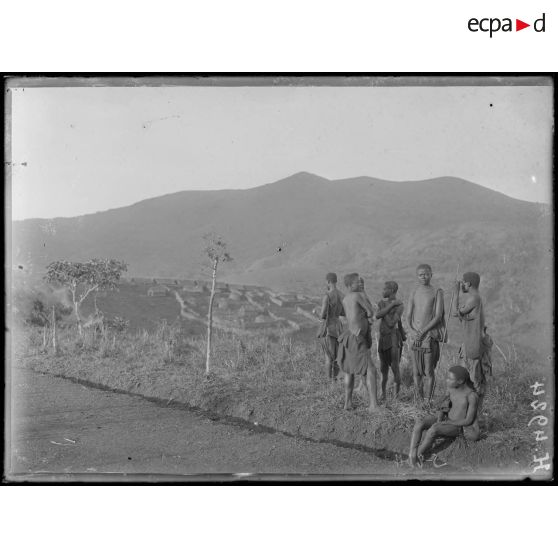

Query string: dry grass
14 320 552 471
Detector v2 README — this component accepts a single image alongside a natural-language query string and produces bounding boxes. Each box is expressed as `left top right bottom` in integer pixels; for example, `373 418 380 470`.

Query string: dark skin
406 267 444 402
452 279 481 319
409 371 479 467
376 283 403 400
452 278 485 412
342 276 378 412
353 278 376 396
319 280 344 380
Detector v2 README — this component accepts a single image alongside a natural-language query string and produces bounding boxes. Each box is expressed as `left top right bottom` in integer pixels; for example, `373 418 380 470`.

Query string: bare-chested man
376 281 404 400
406 264 445 403
337 273 379 412
318 272 345 380
409 365 480 467
452 272 491 412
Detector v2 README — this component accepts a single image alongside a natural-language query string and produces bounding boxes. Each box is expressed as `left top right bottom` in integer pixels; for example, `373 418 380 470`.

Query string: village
127 276 322 336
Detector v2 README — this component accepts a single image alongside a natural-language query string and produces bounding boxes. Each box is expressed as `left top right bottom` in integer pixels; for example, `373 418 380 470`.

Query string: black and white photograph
5 75 554 482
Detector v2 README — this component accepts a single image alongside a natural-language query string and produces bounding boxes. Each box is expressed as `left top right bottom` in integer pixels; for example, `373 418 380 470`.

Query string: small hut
147 286 169 297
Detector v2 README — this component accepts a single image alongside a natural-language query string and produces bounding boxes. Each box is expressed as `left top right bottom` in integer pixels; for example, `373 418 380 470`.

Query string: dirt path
7 367 415 481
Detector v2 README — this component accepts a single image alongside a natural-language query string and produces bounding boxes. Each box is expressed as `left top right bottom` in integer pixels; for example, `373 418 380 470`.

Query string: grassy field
13 315 554 477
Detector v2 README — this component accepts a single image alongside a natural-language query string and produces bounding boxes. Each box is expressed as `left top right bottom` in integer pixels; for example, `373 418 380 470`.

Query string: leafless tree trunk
74 300 83 337
51 305 59 355
42 324 48 351
205 258 218 375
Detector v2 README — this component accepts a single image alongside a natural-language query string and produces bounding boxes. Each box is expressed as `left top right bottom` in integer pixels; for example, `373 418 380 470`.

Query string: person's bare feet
343 402 355 411
409 452 424 468
368 404 380 413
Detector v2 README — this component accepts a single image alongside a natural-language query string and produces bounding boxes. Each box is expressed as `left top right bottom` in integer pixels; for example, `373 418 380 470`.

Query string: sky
9 83 553 221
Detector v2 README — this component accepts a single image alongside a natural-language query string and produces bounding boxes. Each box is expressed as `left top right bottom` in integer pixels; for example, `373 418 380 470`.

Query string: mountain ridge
13 172 545 224
12 172 552 352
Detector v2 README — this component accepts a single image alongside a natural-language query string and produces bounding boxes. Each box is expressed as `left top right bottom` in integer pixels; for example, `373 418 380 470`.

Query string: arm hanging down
319 294 329 320
417 289 444 341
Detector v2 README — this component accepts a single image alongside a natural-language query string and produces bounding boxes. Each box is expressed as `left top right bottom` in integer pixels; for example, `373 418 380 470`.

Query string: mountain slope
12 172 552 352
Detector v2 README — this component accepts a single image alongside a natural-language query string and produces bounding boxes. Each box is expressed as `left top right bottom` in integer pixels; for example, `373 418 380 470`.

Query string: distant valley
12 172 553 356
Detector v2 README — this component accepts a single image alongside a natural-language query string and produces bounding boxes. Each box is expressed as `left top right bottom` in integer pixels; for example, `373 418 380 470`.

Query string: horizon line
12 171 549 222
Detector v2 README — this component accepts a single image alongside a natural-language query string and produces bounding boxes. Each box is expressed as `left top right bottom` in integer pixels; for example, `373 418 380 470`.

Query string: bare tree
203 234 232 375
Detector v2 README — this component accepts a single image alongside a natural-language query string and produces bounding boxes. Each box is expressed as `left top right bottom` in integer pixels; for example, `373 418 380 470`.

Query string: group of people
317 264 493 467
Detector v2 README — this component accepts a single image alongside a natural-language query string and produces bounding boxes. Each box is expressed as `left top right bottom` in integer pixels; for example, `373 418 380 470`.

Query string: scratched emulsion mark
529 379 552 478
141 115 181 129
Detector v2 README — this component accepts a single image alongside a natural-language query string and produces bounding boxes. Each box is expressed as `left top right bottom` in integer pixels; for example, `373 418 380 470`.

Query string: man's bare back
343 291 373 337
338 273 378 412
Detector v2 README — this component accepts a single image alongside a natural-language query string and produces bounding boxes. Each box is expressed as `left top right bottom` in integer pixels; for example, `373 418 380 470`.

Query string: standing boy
318 272 345 380
376 281 404 400
408 365 480 467
337 273 379 412
452 272 490 411
406 264 445 403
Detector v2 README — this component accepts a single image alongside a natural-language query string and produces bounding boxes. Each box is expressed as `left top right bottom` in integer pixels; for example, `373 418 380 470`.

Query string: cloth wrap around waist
337 326 372 376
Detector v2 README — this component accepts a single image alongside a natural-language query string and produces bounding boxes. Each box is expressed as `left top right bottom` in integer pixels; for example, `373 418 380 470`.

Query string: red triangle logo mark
516 19 530 31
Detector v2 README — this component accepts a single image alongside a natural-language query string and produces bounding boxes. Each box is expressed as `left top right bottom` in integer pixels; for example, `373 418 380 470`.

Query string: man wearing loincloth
452 272 492 413
409 365 480 467
318 272 345 380
337 273 379 412
376 281 405 400
406 264 445 403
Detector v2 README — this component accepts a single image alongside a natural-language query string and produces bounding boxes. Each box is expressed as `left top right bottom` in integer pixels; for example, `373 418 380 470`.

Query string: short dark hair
449 365 475 389
462 272 480 289
344 273 359 288
416 264 432 273
385 281 398 293
325 272 337 284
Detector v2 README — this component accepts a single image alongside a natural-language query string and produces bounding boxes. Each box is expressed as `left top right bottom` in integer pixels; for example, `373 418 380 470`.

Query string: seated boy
409 365 480 467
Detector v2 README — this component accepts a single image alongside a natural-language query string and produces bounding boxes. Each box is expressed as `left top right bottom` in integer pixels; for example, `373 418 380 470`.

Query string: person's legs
344 373 355 410
390 345 401 399
322 336 336 379
379 352 389 401
411 348 424 401
409 415 437 466
417 422 462 459
323 354 333 378
331 338 340 380
321 337 332 377
470 358 486 412
366 358 379 412
424 342 439 403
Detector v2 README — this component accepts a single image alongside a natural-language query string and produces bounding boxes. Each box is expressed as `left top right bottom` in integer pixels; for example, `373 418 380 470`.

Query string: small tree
44 258 128 336
203 234 232 375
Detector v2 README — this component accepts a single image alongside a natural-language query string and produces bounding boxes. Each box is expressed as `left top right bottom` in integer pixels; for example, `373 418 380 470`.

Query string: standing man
337 273 379 412
318 272 345 380
452 272 491 412
376 281 405 400
406 264 445 404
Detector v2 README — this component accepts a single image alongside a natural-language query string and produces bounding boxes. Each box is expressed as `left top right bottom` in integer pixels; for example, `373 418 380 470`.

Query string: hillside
11 172 552 354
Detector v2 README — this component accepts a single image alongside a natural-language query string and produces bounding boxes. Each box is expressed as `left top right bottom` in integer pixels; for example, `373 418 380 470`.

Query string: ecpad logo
468 13 546 37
